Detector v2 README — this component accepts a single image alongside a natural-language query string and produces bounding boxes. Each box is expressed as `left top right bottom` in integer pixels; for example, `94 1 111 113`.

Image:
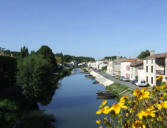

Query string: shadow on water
0 86 57 128
48 95 96 109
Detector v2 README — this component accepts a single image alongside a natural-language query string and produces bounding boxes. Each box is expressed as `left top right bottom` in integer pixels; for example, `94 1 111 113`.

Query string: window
146 66 148 72
151 59 153 64
151 77 153 84
146 60 148 64
146 76 148 82
151 66 153 73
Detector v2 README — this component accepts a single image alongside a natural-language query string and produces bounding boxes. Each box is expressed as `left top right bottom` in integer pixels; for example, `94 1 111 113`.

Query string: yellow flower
163 92 167 98
99 100 107 108
157 116 162 121
126 113 129 117
96 106 109 115
137 111 147 119
132 120 146 128
96 119 101 125
137 106 156 120
133 88 150 100
155 75 163 81
157 101 167 110
120 96 128 103
145 106 156 118
161 84 167 89
110 102 128 114
133 88 141 97
98 126 103 128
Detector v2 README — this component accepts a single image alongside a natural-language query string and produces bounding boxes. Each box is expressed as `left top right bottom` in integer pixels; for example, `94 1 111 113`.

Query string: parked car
131 80 138 85
122 77 130 82
114 75 119 79
119 76 125 81
135 81 148 87
111 74 116 77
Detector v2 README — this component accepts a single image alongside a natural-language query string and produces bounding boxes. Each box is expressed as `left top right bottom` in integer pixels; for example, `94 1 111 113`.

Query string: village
87 50 167 87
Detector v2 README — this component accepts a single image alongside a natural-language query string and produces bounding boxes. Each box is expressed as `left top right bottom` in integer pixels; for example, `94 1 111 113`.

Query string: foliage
16 54 57 103
0 98 21 128
101 66 107 72
137 50 150 59
20 46 29 58
0 47 20 57
104 56 117 60
55 53 95 63
0 56 17 87
106 83 131 98
96 76 167 128
37 45 59 72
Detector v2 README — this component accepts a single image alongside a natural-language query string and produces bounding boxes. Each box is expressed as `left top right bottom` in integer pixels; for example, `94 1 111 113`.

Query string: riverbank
84 68 135 97
85 69 114 87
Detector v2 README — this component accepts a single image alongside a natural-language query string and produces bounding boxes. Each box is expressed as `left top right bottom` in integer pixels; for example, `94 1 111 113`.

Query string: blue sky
0 0 167 59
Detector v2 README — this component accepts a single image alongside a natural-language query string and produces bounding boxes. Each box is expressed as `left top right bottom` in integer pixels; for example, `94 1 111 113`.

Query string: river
40 68 117 128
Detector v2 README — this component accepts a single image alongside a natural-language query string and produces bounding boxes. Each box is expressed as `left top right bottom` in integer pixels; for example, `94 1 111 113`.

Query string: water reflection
0 85 57 128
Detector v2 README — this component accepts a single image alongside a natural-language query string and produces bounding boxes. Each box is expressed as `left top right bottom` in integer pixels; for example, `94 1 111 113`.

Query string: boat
96 90 115 98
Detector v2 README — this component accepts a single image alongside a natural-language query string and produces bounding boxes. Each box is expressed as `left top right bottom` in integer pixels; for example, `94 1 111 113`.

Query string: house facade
143 52 167 86
130 61 143 81
120 59 137 80
106 57 126 76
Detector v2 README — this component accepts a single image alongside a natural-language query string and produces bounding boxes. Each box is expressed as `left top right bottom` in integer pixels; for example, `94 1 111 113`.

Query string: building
130 60 143 81
99 62 108 70
143 51 167 86
106 57 126 76
120 58 137 79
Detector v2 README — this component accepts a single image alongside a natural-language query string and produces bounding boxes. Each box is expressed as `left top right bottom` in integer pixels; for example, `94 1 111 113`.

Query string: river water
40 68 117 128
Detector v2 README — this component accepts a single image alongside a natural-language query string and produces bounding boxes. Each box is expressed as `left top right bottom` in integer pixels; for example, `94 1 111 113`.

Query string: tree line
0 45 72 128
55 53 95 64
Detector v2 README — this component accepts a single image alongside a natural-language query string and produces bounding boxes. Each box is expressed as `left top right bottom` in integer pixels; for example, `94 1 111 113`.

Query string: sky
0 0 167 59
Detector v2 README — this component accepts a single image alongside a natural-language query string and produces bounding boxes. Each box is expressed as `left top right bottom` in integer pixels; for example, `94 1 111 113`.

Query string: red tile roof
125 58 137 62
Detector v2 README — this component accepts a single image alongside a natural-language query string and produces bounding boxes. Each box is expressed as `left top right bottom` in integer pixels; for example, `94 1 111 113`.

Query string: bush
96 76 167 128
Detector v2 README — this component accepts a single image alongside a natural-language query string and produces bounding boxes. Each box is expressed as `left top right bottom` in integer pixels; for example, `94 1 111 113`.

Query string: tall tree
37 45 58 72
20 46 29 58
17 54 57 104
137 50 150 59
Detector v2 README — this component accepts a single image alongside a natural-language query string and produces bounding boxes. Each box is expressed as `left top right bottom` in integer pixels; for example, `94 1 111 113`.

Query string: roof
130 61 143 67
124 58 137 62
145 52 167 60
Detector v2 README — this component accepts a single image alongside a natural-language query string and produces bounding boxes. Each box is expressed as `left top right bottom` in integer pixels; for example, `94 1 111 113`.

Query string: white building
107 57 126 76
120 59 137 80
130 61 143 81
106 61 114 74
99 62 108 70
87 61 105 70
143 52 167 86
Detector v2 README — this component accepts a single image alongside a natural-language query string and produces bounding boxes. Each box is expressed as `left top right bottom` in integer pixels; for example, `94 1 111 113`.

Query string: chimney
150 50 155 56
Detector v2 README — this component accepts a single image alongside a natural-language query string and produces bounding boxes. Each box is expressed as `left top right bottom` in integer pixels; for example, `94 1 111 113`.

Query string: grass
106 83 133 98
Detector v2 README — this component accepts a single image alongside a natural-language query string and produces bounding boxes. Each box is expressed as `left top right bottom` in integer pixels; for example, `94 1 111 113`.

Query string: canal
40 68 117 128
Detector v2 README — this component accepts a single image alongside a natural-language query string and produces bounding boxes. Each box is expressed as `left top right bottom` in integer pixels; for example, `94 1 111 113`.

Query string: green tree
137 50 150 59
20 46 29 58
17 54 57 103
37 45 58 72
101 66 107 72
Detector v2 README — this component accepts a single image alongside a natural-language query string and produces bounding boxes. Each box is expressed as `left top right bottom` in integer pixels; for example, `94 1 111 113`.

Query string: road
93 70 138 90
